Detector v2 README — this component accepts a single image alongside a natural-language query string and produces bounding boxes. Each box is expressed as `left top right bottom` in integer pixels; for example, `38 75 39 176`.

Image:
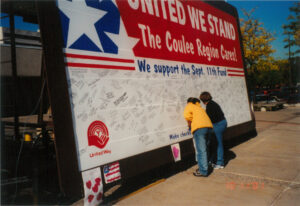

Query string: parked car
270 86 300 104
253 94 284 111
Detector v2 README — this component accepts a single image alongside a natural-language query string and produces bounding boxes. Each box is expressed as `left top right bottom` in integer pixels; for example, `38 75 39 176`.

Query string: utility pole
9 2 20 139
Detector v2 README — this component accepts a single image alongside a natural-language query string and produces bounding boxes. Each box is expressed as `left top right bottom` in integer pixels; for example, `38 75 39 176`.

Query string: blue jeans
213 119 227 166
194 128 211 175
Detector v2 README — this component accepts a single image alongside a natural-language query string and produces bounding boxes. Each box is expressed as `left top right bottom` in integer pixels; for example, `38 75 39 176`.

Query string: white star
105 18 140 57
58 0 107 51
110 0 117 7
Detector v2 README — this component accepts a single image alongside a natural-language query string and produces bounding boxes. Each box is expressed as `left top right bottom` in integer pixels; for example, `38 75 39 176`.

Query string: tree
276 59 290 85
256 59 278 87
282 2 300 86
283 2 300 57
249 59 291 89
240 9 276 90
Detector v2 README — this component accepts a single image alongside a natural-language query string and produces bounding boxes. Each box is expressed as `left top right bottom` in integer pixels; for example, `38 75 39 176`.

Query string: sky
0 0 298 59
0 14 39 32
228 0 298 59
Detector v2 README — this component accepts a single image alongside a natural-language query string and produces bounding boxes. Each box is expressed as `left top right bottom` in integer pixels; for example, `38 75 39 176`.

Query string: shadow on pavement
224 150 237 167
102 154 197 205
103 130 257 205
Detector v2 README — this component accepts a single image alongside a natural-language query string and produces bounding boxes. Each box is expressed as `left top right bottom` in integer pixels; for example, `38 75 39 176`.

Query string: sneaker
193 169 208 177
213 165 224 169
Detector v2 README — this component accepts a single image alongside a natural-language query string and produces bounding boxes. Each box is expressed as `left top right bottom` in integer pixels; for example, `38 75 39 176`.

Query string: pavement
113 106 300 206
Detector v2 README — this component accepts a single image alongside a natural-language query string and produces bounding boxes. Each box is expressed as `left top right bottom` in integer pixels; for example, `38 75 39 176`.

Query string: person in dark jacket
200 92 227 169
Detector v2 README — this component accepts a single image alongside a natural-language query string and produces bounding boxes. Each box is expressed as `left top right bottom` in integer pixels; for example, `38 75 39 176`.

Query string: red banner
116 0 243 68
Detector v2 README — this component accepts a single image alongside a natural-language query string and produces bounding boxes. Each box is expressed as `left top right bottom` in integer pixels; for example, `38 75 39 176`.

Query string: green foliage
282 2 300 86
290 57 300 84
251 59 288 88
240 9 275 70
277 59 290 85
282 2 300 58
240 4 300 89
240 9 276 89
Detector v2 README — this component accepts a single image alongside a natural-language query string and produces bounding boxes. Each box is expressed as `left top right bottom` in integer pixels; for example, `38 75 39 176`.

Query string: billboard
56 0 251 171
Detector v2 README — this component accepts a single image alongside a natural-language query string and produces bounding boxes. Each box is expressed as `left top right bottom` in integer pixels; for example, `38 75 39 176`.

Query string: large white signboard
57 0 251 171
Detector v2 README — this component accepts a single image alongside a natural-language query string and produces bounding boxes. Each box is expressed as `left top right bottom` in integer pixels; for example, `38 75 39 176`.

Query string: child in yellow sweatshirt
183 98 213 177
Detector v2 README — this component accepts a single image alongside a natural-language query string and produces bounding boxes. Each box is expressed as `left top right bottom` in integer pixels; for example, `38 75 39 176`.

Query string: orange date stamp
226 181 264 190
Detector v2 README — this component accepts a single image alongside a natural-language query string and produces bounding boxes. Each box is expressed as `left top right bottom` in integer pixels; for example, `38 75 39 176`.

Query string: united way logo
87 121 109 149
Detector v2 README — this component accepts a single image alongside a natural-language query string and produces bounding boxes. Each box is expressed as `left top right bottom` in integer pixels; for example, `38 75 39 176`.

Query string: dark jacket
206 100 225 123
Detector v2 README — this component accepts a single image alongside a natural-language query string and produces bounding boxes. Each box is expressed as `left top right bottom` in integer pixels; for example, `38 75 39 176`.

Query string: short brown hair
200 92 212 103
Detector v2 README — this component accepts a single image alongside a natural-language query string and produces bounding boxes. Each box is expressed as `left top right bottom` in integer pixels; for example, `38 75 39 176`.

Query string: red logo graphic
88 121 109 149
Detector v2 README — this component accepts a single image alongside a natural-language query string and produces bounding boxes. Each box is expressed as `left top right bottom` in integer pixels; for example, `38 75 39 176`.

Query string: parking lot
111 106 300 206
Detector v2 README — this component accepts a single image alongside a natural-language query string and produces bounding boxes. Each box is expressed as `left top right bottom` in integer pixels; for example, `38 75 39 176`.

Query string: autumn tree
240 9 276 90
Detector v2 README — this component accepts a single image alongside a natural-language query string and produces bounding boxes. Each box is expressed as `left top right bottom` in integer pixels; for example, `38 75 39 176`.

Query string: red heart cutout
86 180 92 189
92 184 98 193
95 177 101 185
88 194 94 203
172 146 179 158
97 192 103 201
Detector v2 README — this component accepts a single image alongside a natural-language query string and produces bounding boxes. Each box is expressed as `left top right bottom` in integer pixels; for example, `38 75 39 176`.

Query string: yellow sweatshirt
183 102 213 134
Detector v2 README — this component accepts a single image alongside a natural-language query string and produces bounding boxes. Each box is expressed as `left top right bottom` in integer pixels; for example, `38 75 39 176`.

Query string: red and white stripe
227 68 245 77
104 162 121 184
64 52 135 71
